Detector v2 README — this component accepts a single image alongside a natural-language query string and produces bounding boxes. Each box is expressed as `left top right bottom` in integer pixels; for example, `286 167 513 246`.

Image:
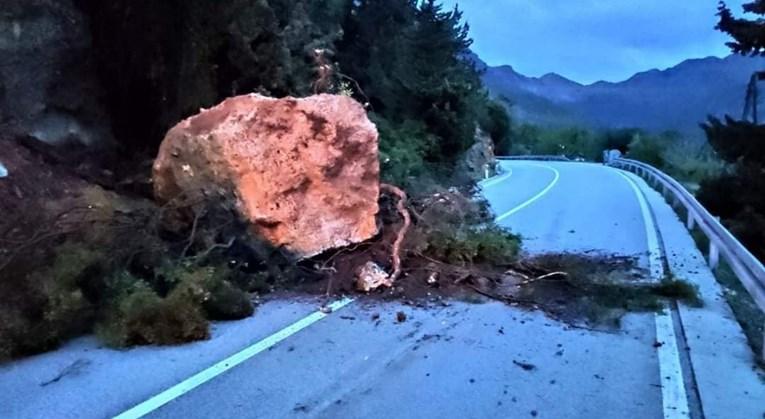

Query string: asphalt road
1 160 762 418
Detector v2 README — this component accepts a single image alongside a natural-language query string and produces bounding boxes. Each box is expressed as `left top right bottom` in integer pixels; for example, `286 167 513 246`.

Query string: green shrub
0 243 108 359
425 225 520 265
479 100 513 155
154 263 254 320
203 279 255 320
97 280 210 347
627 134 666 168
96 262 253 347
375 116 433 186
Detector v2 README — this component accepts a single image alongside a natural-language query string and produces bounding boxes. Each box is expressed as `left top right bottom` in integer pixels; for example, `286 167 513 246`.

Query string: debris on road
512 360 537 371
427 272 439 286
40 359 92 387
353 183 411 292
356 261 392 292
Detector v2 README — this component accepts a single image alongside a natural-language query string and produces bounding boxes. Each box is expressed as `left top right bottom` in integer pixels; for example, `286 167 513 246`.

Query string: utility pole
742 71 765 124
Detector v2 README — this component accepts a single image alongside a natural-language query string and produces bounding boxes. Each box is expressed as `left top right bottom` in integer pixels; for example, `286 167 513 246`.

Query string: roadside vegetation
0 0 521 361
508 123 725 188
0 0 730 363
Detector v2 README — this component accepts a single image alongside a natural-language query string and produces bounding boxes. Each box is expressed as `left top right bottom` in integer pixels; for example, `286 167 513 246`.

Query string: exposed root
353 183 411 292
380 183 410 283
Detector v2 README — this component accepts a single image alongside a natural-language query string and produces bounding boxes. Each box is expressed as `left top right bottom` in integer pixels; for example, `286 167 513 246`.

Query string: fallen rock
355 261 392 292
153 94 380 258
457 128 497 181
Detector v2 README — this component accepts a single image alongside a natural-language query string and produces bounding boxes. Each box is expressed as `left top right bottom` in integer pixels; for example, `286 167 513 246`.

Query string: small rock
396 311 407 323
356 261 391 292
426 272 439 286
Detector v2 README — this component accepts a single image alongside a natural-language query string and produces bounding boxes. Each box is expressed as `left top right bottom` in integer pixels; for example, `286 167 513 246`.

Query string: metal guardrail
612 157 765 358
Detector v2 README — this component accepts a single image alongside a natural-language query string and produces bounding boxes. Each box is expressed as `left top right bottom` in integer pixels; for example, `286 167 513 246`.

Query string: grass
714 261 765 366
642 170 763 364
686 225 764 365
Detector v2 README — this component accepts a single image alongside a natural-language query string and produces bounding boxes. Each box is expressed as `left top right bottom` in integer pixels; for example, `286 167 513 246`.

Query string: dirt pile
153 94 380 259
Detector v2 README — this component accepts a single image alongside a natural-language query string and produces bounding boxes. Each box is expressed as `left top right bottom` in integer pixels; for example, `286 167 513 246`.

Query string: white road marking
113 297 355 419
479 167 513 188
496 163 560 221
618 171 691 419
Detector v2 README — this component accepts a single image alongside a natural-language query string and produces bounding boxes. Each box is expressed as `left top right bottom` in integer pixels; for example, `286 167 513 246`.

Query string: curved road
1 161 762 418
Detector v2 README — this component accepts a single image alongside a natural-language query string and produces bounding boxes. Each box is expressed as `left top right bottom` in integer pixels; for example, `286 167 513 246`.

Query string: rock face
153 94 380 258
0 0 111 146
458 128 497 181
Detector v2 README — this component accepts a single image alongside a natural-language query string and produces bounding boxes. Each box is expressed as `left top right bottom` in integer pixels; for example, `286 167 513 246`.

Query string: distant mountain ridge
479 54 765 138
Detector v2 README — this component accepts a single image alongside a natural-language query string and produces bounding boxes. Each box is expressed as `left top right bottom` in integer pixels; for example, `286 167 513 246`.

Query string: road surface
1 160 762 418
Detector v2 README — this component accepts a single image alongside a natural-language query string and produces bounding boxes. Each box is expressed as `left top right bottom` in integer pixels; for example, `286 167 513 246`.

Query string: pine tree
698 1 765 261
717 1 765 56
337 0 501 184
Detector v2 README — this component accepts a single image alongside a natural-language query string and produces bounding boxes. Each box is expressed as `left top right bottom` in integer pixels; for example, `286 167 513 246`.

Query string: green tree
337 0 498 183
716 1 765 56
698 1 765 261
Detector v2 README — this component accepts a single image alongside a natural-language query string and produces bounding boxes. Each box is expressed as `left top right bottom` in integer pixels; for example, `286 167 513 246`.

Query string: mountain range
479 54 765 139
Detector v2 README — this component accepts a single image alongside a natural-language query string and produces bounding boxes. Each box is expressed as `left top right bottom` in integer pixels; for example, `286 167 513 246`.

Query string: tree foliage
336 0 505 184
717 1 765 56
79 0 509 186
698 2 765 261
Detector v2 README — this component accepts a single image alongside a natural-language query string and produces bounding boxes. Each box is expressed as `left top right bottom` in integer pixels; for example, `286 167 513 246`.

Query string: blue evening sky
441 0 749 84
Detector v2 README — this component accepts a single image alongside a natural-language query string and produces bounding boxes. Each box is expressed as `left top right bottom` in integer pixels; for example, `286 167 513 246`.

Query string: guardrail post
709 241 720 270
686 211 695 230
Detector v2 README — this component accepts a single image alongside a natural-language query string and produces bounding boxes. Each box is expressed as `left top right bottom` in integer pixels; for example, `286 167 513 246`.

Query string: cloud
441 0 747 83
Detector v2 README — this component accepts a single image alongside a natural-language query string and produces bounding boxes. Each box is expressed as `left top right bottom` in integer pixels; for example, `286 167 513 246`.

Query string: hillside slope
482 55 765 138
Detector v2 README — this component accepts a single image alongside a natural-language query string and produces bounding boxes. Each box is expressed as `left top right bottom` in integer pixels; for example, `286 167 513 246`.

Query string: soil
0 140 702 361
294 226 686 330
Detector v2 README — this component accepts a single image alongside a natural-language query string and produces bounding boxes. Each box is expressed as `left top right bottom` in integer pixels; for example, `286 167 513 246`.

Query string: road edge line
113 297 355 419
480 167 513 188
496 163 560 221
617 170 691 419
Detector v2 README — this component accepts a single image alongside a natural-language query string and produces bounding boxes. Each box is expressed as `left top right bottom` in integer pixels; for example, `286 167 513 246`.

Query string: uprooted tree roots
355 183 411 292
316 188 702 330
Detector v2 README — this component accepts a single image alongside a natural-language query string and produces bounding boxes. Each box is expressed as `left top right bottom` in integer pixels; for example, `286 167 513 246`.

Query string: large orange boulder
153 94 380 258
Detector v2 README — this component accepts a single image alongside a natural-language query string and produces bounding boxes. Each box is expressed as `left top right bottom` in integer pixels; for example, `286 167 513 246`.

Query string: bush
425 225 520 265
509 124 605 160
408 192 521 266
97 262 254 347
627 134 666 168
0 243 108 360
203 277 255 320
480 100 512 155
97 281 210 347
375 116 433 186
